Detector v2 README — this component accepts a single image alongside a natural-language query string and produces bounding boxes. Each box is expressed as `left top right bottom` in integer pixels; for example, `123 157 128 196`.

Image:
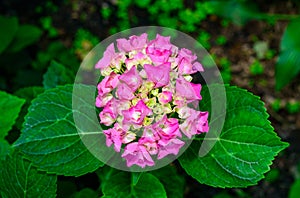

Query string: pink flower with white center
95 43 116 69
157 91 173 104
176 76 202 102
144 62 171 88
146 47 172 65
119 66 142 92
145 34 177 65
142 126 160 140
177 106 192 119
125 52 151 70
157 138 185 159
139 137 158 155
110 52 127 71
116 83 135 101
115 100 131 115
122 100 152 125
97 72 120 96
103 127 122 152
121 142 154 168
95 93 113 108
117 33 148 52
112 123 136 144
180 109 209 139
95 33 209 168
99 102 117 126
176 49 204 74
154 115 181 140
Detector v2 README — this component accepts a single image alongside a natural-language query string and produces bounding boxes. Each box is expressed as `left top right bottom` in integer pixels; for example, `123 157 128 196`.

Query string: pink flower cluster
95 33 209 168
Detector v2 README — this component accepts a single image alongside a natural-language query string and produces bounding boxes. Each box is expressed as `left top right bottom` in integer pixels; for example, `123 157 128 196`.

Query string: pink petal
122 100 152 125
144 63 171 88
95 43 116 69
176 77 202 102
116 38 132 52
157 91 173 104
116 83 135 100
129 33 148 50
119 66 142 92
157 138 185 159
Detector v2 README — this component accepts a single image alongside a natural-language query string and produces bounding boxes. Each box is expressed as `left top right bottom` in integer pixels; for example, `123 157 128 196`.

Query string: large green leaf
14 86 45 130
6 24 42 52
280 19 300 51
14 85 103 176
102 171 167 198
275 50 300 90
0 16 18 54
0 140 12 160
276 19 300 90
0 152 57 198
151 165 185 198
43 61 75 89
289 179 300 198
0 90 25 138
179 85 288 188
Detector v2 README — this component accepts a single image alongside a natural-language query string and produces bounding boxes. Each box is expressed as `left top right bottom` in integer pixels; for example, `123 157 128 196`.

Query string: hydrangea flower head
95 33 209 168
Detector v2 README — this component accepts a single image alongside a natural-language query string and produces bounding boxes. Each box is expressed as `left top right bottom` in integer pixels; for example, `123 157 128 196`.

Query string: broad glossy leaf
276 19 300 90
43 61 75 89
275 50 300 90
6 25 42 52
289 179 300 198
0 152 57 198
14 85 103 176
179 85 288 188
151 165 185 198
0 16 18 54
102 172 167 198
0 140 12 160
280 19 300 51
0 90 25 138
14 86 45 130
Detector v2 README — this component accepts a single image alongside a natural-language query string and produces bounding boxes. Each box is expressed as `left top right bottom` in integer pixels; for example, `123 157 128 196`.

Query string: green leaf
6 24 42 52
280 19 300 51
0 140 12 160
14 86 45 130
289 179 300 198
102 172 167 198
179 84 288 188
276 19 300 90
43 61 75 89
0 151 57 198
14 85 103 176
275 50 300 90
0 16 18 54
151 165 185 198
0 90 25 138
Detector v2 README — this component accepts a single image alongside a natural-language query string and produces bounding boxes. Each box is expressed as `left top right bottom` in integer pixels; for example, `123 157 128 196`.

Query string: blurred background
1 0 300 197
